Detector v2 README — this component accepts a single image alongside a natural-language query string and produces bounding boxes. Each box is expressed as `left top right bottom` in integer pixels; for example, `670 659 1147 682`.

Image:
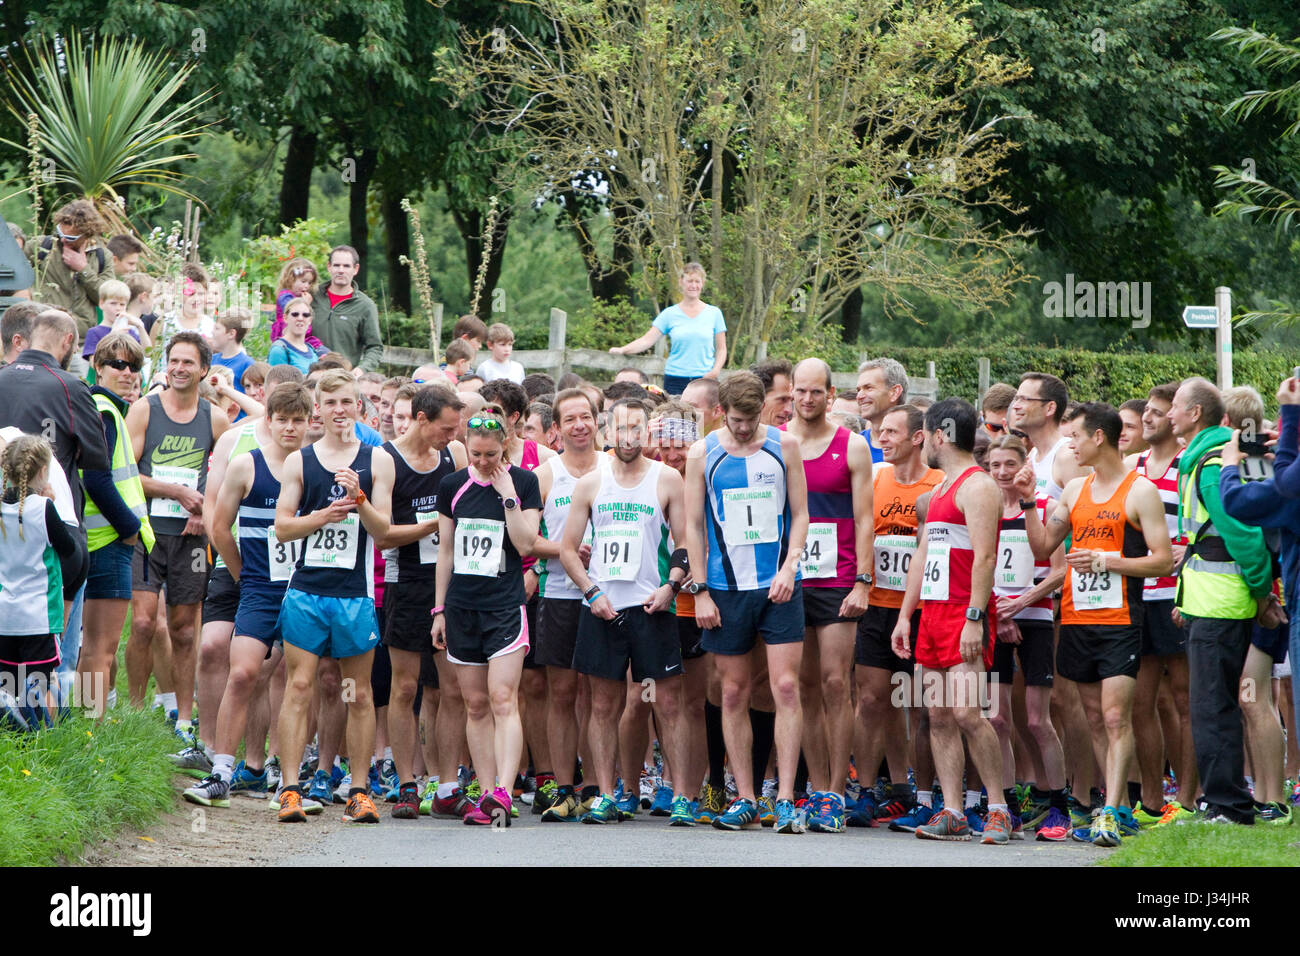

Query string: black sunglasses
102 358 142 373
287 310 311 318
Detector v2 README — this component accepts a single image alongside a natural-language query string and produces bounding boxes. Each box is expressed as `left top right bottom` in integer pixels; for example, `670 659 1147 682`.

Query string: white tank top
0 496 63 636
1031 435 1069 501
589 460 671 610
539 454 609 600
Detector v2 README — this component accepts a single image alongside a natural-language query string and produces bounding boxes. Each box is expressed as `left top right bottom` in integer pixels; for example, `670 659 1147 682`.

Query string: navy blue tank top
290 444 375 599
238 449 288 590
383 440 456 583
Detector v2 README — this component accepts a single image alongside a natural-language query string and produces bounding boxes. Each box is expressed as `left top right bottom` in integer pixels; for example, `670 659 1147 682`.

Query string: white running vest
0 496 63 636
539 455 609 600
589 461 671 610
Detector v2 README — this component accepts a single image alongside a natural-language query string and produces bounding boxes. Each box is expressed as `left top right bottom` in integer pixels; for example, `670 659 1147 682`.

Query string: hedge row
882 346 1300 412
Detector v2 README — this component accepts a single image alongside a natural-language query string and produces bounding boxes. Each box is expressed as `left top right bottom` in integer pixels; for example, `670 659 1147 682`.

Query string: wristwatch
1018 498 1035 511
684 581 709 595
854 573 873 587
965 607 986 622
670 578 684 594
502 495 519 510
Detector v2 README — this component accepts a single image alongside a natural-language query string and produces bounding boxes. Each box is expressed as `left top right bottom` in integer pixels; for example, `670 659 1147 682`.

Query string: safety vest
1175 446 1256 620
82 393 155 554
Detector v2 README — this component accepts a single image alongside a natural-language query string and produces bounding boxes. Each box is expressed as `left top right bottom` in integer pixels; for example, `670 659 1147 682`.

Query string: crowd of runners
1 227 1297 844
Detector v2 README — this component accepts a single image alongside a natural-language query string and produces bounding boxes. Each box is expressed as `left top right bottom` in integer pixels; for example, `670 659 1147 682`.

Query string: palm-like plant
1210 25 1300 325
3 36 212 234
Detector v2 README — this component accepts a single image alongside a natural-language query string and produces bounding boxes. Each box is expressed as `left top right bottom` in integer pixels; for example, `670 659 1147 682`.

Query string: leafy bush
232 218 342 302
566 297 651 352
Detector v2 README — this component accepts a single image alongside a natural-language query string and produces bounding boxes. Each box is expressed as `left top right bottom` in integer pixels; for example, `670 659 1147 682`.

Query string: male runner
853 404 943 830
681 377 723 435
272 369 395 823
127 332 230 752
890 398 1010 844
560 398 692 825
1019 402 1173 845
855 357 908 463
786 358 874 832
376 386 465 817
183 384 315 808
685 371 809 833
533 388 611 821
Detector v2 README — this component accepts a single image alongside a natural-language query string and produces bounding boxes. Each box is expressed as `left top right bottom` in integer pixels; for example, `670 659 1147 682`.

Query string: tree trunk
347 148 378 289
380 187 411 315
840 285 863 343
453 204 512 322
278 126 317 227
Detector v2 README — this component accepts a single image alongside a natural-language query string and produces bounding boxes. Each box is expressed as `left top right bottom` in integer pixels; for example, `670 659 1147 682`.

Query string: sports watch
965 607 986 622
502 495 519 510
684 581 709 595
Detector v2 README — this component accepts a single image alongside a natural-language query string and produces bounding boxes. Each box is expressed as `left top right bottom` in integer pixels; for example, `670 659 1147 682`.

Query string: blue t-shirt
213 349 254 393
652 303 726 377
268 338 324 374
355 421 383 447
861 424 884 464
82 323 140 358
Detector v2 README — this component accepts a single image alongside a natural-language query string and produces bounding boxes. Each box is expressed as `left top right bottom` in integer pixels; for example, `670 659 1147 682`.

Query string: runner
532 388 610 821
1018 402 1174 846
889 398 1011 844
183 384 315 809
559 397 691 825
985 433 1072 840
684 371 810 833
432 411 543 826
852 403 943 831
126 332 230 762
855 357 908 463
272 369 395 823
375 385 465 817
786 358 874 833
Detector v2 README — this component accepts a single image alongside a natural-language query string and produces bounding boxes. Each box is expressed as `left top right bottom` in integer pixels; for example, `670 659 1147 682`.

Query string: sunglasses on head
985 422 1006 433
467 417 504 431
102 357 142 373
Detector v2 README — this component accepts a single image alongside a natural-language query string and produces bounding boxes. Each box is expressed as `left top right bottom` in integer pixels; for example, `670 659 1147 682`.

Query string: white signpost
1181 288 1232 389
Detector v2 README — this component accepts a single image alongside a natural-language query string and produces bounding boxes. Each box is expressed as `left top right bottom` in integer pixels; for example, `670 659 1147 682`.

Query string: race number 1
721 488 779 547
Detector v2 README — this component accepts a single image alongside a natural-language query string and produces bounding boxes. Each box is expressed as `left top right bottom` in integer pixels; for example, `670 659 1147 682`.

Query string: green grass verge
0 708 178 865
1102 819 1300 866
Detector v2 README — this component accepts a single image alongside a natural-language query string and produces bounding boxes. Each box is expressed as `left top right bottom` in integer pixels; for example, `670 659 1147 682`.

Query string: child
0 435 81 716
267 296 327 373
122 272 159 336
83 279 151 360
442 338 475 384
241 361 270 407
272 257 324 348
451 313 488 353
161 263 213 340
210 308 255 392
476 321 525 384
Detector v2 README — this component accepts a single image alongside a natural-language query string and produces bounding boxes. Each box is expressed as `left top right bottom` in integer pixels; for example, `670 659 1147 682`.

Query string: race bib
304 513 359 570
267 527 301 583
1071 561 1121 611
875 535 916 591
454 518 505 577
800 523 838 579
593 526 643 582
417 511 440 564
150 465 200 520
920 542 950 602
997 530 1035 589
721 487 779 547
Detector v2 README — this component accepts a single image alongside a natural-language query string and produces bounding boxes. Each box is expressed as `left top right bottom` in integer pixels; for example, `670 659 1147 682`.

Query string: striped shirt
704 427 794 591
1138 451 1181 600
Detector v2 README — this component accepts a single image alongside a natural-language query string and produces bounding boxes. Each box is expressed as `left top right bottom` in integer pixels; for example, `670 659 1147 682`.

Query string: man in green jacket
27 199 114 335
310 245 382 372
1169 376 1281 825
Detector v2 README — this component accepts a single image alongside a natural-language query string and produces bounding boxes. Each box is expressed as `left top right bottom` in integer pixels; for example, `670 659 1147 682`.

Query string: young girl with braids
0 435 82 708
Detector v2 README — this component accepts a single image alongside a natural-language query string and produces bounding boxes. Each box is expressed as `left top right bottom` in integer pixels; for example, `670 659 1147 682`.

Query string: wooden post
549 307 568 380
977 356 990 407
1215 286 1232 389
431 302 444 354
926 360 936 378
182 200 192 263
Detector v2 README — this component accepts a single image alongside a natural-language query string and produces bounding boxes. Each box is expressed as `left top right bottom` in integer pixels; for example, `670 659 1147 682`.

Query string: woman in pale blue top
610 262 726 394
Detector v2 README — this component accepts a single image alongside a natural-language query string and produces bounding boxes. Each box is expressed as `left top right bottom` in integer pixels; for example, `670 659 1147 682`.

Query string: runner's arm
529 463 564 560
779 431 809 578
894 493 930 621
355 447 394 541
202 426 239 538
211 454 250 579
960 474 1000 612
434 511 454 608
848 432 875 583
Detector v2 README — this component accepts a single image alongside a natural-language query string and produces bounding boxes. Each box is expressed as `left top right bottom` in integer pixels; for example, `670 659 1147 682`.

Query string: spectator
160 262 214 341
210 309 255 393
310 245 382 371
107 234 146 276
269 296 328 373
476 322 525 384
1 301 43 366
556 371 584 391
610 262 726 394
122 272 159 335
442 339 476 384
241 361 270 406
451 313 488 352
26 200 113 334
521 372 555 402
271 257 323 348
457 373 484 393
82 279 151 362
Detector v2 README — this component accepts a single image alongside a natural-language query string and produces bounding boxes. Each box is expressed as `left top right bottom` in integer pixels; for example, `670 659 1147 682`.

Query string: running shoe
639 769 657 809
268 790 323 815
758 795 777 827
915 807 971 841
1007 808 1025 840
964 805 986 833
698 782 727 821
331 772 351 804
1092 809 1121 847
1116 810 1140 839
329 760 347 792
1257 802 1292 825
168 745 213 780
277 787 308 823
381 758 399 791
888 802 934 833
873 794 911 822
775 798 806 834
183 774 231 808
541 791 583 822
229 760 268 797
1035 806 1071 841
432 787 473 818
265 756 282 792
531 778 559 815
650 784 674 817
367 763 386 798
582 794 620 824
846 790 876 828
465 777 483 803
981 808 1011 845
615 791 639 821
761 777 779 801
300 741 319 778
1291 779 1300 806
343 791 380 823
419 779 439 815
669 795 695 827
391 782 420 819
812 792 847 833
1132 803 1163 828
1153 800 1195 827
1068 796 1093 829
479 786 513 826
306 769 334 805
1019 791 1051 827
713 797 760 830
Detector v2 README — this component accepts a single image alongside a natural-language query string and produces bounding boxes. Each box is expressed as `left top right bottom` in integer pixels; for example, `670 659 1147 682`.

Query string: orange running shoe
278 788 308 823
344 790 380 823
